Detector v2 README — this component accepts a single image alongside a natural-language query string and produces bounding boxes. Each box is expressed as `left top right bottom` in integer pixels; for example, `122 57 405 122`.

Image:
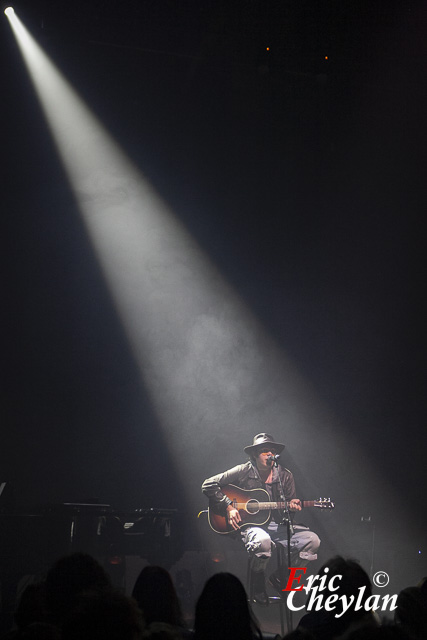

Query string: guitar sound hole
246 500 260 515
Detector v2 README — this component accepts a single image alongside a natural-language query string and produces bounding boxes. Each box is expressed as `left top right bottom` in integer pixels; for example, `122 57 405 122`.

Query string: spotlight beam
4 8 411 555
5 10 315 462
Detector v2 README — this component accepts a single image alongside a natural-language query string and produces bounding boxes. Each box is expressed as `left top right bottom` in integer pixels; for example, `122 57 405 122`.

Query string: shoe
253 590 269 607
251 571 269 607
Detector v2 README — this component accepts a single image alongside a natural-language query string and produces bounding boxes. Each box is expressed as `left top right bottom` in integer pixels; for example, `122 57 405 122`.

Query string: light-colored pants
241 523 320 573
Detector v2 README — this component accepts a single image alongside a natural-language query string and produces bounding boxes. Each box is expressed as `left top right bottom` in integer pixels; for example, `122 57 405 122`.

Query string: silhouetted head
45 553 111 625
319 555 372 603
395 585 427 638
195 572 260 640
298 556 375 640
132 566 184 628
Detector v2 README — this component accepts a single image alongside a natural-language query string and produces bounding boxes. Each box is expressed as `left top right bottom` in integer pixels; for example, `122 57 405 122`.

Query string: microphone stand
273 456 294 633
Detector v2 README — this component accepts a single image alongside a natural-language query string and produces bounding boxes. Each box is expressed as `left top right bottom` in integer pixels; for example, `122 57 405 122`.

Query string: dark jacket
202 460 297 523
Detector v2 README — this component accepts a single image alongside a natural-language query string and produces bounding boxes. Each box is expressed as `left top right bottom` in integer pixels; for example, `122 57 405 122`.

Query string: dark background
2 0 427 593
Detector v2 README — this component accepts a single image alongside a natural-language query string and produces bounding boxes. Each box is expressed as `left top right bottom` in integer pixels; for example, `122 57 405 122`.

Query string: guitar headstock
313 498 334 509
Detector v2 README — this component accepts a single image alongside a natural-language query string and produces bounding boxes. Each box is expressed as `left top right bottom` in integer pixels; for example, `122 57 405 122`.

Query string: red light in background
211 553 226 564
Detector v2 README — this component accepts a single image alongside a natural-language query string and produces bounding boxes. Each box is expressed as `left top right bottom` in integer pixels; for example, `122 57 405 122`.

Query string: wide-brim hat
244 433 285 455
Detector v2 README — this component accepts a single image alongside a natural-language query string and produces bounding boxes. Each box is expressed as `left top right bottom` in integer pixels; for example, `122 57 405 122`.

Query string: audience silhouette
394 581 427 639
297 556 377 639
194 572 262 640
132 566 185 630
45 553 112 627
1 552 426 640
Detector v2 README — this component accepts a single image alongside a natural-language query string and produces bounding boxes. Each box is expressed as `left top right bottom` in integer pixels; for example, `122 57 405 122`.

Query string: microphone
267 454 280 464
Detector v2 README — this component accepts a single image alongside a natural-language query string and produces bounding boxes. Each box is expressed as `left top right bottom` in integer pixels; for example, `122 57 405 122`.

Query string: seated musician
201 433 320 606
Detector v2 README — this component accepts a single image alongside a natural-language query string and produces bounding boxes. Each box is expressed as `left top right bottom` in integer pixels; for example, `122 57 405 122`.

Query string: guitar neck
232 501 315 510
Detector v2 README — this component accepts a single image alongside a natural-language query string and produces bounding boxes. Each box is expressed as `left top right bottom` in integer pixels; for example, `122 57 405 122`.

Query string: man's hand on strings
226 505 241 530
289 499 302 511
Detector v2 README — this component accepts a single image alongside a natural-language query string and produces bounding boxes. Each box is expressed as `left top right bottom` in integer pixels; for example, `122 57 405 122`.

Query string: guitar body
208 485 272 534
207 484 334 535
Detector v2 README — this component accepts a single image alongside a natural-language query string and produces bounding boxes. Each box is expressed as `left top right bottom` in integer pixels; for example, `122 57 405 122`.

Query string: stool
247 544 293 635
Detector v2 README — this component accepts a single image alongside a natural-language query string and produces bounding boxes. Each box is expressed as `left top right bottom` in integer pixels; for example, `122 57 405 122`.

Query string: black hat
244 433 285 455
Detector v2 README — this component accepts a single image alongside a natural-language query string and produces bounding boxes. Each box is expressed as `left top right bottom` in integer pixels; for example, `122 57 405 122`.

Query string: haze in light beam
5 10 404 551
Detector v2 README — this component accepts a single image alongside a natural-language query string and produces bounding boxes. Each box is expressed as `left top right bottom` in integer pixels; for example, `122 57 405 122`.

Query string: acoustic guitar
208 484 334 534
